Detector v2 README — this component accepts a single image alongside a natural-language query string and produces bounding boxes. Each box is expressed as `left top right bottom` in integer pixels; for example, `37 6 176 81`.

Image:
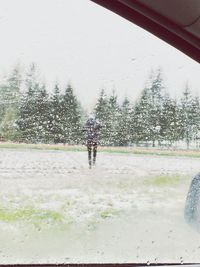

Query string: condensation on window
0 0 200 264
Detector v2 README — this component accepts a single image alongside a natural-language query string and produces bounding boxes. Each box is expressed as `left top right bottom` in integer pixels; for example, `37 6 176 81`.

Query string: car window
0 0 200 264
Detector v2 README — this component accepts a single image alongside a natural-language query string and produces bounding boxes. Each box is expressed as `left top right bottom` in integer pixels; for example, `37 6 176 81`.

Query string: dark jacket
83 118 102 143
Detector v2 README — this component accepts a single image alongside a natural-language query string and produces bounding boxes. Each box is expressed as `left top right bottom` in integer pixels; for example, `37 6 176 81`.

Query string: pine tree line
0 64 200 148
0 64 83 144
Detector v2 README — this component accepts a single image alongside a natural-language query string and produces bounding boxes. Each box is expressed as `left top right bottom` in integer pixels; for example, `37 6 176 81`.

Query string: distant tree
132 69 165 147
159 94 181 145
131 88 151 145
48 83 63 143
106 90 120 145
16 64 47 143
116 97 132 146
191 96 200 146
148 69 165 146
0 65 22 140
0 108 19 141
17 86 38 142
25 63 40 91
60 84 82 144
94 89 109 145
34 84 49 142
7 65 22 98
179 84 199 149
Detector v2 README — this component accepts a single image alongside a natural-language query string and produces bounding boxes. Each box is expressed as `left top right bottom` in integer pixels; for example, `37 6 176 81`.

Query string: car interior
92 0 200 64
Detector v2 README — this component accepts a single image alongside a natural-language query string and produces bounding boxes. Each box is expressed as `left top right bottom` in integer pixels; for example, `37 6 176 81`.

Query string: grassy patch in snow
144 174 187 186
0 207 64 225
0 142 85 152
100 207 121 219
1 142 200 158
100 147 200 158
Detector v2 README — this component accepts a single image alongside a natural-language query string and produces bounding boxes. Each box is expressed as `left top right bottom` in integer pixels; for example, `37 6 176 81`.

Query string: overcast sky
0 0 199 111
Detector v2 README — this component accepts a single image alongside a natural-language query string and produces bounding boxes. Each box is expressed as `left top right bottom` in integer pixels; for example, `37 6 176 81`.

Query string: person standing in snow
83 115 102 169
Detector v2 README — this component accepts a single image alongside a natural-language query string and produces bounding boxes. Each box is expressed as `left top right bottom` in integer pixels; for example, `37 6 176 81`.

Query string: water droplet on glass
180 257 184 264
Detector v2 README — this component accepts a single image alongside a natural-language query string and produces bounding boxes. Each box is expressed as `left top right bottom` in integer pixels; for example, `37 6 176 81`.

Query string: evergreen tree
17 87 38 142
191 96 200 146
106 91 120 145
117 97 132 146
16 64 47 143
34 84 49 142
132 87 152 145
61 84 82 144
179 84 199 149
148 69 164 146
0 65 22 140
94 89 109 145
132 69 165 146
48 83 64 143
25 63 39 91
0 108 19 141
160 94 181 145
7 65 22 99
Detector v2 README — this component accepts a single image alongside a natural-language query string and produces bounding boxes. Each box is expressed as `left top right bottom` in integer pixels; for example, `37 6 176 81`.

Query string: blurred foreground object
185 173 200 230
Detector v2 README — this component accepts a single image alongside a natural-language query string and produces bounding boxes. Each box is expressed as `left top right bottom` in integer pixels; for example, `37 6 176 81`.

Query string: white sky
0 0 199 111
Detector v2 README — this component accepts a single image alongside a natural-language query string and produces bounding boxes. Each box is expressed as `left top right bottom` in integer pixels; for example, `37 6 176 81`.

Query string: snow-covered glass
0 0 200 264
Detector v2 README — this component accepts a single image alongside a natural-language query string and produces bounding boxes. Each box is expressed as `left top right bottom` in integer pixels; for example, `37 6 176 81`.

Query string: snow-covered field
0 148 200 263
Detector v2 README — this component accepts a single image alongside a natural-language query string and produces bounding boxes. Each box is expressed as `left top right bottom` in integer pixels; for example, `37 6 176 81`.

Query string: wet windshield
0 0 200 264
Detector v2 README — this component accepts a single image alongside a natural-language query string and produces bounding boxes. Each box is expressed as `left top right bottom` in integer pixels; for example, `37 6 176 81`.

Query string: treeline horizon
0 63 200 149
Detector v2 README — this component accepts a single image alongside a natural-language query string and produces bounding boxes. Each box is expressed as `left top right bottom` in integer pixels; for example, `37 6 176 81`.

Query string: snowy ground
0 148 200 263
